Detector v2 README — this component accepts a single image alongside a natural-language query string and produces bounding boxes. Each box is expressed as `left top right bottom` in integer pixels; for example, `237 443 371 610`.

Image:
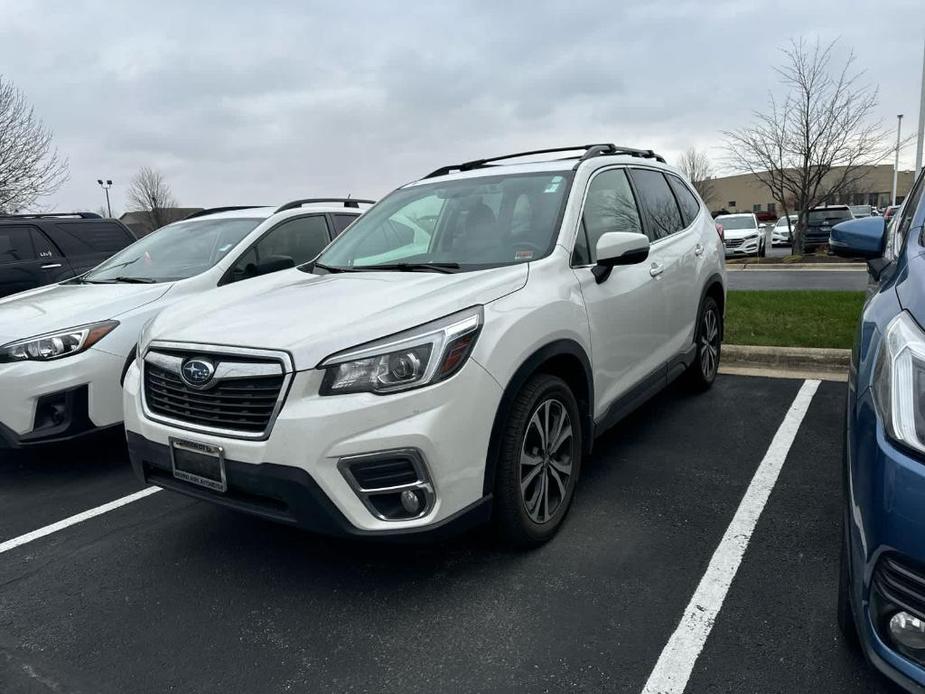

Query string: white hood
144 266 528 369
0 282 172 345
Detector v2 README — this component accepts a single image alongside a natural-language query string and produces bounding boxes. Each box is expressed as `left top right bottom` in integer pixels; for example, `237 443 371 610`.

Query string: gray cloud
0 0 921 213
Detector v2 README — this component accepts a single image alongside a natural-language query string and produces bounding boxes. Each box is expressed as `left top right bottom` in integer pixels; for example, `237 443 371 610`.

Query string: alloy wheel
700 307 720 379
520 398 574 524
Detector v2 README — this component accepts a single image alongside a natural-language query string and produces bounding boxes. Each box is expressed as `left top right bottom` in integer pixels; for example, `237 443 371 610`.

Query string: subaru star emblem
180 358 215 388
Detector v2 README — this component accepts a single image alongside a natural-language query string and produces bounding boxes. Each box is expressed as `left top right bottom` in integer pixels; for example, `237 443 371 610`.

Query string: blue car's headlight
873 311 925 453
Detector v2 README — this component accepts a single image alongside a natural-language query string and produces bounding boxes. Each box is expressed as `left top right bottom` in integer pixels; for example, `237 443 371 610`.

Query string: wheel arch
482 339 594 496
701 273 725 340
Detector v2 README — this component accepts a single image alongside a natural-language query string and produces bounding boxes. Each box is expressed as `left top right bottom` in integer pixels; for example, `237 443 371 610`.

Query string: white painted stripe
0 487 162 555
641 379 820 694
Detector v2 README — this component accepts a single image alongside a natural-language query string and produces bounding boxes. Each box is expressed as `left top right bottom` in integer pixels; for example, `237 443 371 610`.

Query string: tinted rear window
47 221 135 255
808 209 852 225
665 174 701 227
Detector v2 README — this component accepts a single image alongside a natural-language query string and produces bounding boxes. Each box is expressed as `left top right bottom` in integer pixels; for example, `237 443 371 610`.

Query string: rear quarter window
48 221 135 255
665 174 701 227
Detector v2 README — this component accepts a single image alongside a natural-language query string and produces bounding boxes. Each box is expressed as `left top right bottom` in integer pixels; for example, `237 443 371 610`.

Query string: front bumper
123 357 503 535
0 347 125 448
724 237 760 256
848 391 925 689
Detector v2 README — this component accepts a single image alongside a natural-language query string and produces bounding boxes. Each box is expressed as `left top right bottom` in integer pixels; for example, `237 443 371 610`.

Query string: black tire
494 374 583 547
685 296 722 391
838 512 860 648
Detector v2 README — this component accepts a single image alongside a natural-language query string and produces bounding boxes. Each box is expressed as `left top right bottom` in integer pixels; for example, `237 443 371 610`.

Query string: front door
571 167 668 419
0 225 67 298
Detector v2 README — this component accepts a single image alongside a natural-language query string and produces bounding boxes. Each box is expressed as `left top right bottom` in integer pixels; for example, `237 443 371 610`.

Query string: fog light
400 489 422 514
890 612 925 653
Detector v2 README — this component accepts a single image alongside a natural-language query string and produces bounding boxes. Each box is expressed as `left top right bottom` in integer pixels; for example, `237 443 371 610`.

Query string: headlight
873 311 925 454
319 306 483 395
0 320 119 363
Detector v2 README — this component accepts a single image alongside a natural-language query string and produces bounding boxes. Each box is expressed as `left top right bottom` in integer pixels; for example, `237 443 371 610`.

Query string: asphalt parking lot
0 374 902 693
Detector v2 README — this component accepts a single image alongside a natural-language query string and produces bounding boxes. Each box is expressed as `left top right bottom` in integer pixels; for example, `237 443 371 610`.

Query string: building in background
119 208 203 237
708 164 915 215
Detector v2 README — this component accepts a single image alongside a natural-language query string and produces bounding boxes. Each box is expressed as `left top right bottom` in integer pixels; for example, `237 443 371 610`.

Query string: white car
123 144 726 546
0 199 369 449
772 214 797 246
716 212 765 256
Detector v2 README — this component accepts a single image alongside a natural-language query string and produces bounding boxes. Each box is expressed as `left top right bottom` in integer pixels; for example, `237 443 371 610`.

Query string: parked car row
0 144 726 546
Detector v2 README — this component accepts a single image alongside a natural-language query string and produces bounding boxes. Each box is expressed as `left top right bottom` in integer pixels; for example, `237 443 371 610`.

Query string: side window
230 215 330 281
52 222 133 254
30 230 58 259
0 227 36 264
666 174 702 227
331 214 358 237
896 170 925 249
630 169 685 240
577 169 644 263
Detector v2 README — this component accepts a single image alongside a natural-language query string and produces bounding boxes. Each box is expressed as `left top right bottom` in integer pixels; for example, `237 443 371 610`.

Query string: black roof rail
184 206 268 220
423 143 666 179
0 211 103 220
275 198 376 213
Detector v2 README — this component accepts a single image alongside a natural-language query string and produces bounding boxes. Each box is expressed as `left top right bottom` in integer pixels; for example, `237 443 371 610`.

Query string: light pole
893 115 903 207
97 179 112 218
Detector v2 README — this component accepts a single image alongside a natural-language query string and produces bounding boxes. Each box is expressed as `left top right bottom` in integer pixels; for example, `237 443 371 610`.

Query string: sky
0 0 922 214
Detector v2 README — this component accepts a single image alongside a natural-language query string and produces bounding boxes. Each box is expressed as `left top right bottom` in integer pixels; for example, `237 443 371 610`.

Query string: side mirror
593 232 650 283
254 255 296 276
830 217 886 259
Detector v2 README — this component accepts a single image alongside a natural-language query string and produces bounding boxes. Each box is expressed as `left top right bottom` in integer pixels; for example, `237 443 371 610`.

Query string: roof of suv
407 144 670 187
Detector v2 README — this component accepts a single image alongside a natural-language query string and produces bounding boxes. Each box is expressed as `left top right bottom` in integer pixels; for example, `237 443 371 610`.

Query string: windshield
716 216 756 230
83 218 261 283
776 217 794 227
808 209 852 225
313 171 573 272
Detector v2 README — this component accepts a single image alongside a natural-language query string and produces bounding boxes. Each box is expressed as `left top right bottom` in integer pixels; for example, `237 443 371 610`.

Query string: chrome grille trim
141 341 294 440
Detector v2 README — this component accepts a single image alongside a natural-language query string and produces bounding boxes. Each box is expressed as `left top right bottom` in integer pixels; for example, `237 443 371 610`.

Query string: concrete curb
723 344 850 372
725 263 865 271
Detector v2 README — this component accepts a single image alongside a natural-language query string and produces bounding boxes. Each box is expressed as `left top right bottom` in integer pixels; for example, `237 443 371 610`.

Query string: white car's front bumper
0 347 125 447
123 357 504 535
724 236 760 256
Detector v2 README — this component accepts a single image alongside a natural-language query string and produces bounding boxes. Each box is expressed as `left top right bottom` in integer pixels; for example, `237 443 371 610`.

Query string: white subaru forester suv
123 145 726 546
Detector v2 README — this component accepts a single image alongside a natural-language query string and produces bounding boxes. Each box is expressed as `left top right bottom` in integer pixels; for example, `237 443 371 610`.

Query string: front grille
873 555 925 620
725 238 744 248
144 362 284 435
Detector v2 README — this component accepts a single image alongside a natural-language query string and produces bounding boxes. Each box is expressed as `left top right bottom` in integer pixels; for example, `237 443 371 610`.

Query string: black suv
0 213 136 298
804 205 853 251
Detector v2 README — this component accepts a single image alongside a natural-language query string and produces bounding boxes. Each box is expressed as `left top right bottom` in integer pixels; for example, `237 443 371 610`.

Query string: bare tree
0 76 68 213
724 38 891 253
127 166 177 230
678 148 717 208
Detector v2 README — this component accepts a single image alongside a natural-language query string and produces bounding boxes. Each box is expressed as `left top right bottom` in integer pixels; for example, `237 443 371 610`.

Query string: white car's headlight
319 306 483 395
0 321 119 363
873 311 925 454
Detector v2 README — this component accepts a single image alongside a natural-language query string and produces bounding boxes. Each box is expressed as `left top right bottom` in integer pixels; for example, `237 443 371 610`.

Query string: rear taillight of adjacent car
715 223 724 241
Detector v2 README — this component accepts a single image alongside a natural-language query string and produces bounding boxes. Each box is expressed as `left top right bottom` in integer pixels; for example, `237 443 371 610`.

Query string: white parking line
641 379 820 694
0 487 162 555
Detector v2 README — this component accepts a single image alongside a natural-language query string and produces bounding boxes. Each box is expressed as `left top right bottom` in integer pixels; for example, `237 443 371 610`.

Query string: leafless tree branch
127 166 177 230
677 148 717 207
0 75 69 213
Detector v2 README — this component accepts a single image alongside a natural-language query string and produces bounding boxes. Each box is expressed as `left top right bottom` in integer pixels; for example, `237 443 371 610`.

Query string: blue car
837 169 925 691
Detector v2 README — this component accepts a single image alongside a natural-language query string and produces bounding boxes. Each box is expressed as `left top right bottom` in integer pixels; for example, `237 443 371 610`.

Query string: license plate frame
170 437 227 493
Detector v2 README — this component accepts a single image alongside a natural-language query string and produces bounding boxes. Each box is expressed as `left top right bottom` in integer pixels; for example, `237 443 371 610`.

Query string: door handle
649 262 664 278
694 243 704 257
41 263 62 270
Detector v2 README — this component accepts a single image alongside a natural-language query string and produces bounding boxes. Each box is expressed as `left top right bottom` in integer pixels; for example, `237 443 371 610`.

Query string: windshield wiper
357 262 461 274
85 276 158 284
312 262 359 274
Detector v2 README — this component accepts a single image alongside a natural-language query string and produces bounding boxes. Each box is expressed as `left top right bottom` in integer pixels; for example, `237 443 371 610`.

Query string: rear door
328 212 360 237
0 225 54 297
629 168 699 358
43 220 136 274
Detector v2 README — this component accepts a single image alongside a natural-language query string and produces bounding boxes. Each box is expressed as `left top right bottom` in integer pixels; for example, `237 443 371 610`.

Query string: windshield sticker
515 249 535 261
544 176 563 193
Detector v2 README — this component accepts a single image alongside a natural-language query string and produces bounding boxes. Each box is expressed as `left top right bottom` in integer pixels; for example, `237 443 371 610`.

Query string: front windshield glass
83 218 262 283
314 171 573 272
717 216 756 230
776 217 795 227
